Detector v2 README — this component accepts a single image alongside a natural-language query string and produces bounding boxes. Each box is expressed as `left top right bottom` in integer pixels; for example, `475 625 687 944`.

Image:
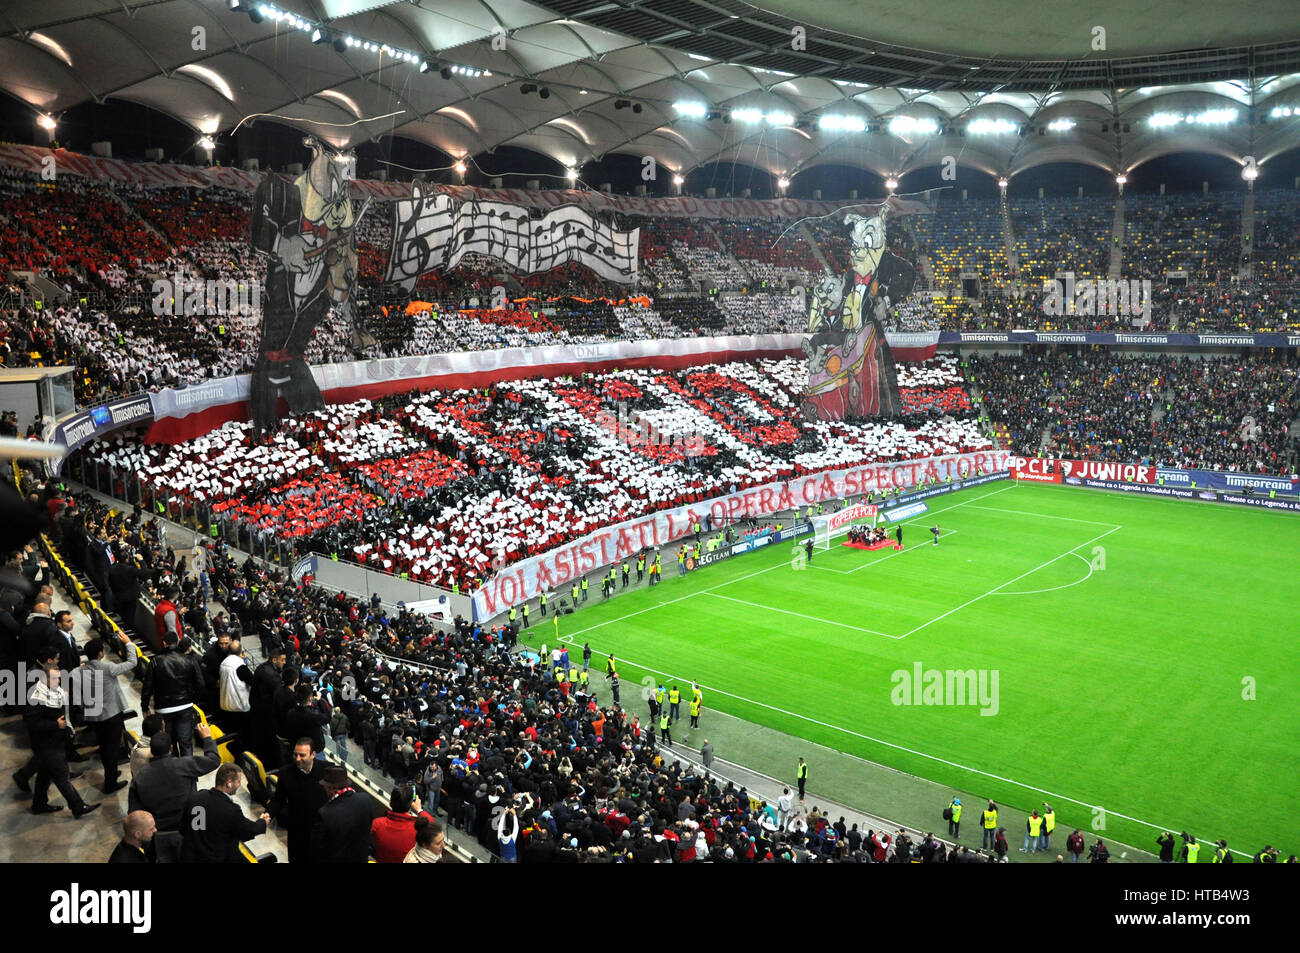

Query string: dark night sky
1 90 1297 201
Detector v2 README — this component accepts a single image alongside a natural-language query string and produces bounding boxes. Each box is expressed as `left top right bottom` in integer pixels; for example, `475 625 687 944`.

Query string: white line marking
991 551 1094 596
702 591 903 638
898 525 1123 638
964 504 1120 526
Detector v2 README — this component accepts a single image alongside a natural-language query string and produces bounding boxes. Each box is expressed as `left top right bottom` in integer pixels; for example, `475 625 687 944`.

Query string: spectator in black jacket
140 630 204 756
310 764 373 863
180 763 269 863
16 645 101 818
108 811 157 863
127 723 220 832
19 601 58 666
282 682 329 755
267 739 328 863
49 610 82 674
249 646 287 766
107 547 143 631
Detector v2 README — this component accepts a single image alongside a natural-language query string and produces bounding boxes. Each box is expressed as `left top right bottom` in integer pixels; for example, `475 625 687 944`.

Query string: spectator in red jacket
371 784 433 863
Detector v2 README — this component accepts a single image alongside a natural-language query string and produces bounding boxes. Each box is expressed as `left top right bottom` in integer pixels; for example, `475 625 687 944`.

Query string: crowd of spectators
1124 192 1243 282
78 357 989 590
973 350 1299 472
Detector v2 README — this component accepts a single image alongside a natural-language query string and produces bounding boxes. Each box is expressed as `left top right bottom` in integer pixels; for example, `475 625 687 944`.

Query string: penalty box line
898 524 1123 638
813 529 959 575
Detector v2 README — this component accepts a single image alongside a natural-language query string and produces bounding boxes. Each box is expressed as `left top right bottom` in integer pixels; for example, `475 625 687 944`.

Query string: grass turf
521 480 1300 859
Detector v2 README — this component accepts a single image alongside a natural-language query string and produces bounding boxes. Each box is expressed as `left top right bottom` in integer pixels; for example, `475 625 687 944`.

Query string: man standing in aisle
777 787 793 830
688 692 702 729
668 684 681 723
947 796 962 839
796 757 808 801
76 633 138 794
659 710 671 748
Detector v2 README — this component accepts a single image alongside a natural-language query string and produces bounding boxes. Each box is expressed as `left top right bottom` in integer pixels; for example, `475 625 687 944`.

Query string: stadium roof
2 0 1299 181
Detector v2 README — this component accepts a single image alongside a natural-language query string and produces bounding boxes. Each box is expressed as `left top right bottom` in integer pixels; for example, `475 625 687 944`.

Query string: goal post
812 502 880 549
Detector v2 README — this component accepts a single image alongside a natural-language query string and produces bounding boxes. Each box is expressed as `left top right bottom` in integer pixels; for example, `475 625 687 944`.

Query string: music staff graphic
387 186 639 290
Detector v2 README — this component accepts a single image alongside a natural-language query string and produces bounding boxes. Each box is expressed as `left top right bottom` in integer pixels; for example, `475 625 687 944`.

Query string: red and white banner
827 502 879 531
472 449 1011 618
142 330 953 445
0 144 933 220
1009 458 1061 484
1058 459 1156 484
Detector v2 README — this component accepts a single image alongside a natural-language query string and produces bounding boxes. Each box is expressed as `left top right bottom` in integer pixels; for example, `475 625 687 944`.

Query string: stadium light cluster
234 3 491 77
819 115 867 133
1046 118 1077 132
967 118 1018 135
1147 108 1238 128
1271 105 1297 118
889 116 938 136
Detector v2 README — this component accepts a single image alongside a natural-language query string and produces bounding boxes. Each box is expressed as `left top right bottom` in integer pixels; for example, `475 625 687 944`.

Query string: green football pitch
521 479 1300 858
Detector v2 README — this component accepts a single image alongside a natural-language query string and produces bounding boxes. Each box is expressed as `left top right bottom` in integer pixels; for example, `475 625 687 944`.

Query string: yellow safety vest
1044 811 1055 834
983 809 998 829
669 689 680 704
1028 815 1043 836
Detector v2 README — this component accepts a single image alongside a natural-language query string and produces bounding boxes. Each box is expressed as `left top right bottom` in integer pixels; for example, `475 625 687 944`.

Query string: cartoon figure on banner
802 202 916 420
249 136 369 434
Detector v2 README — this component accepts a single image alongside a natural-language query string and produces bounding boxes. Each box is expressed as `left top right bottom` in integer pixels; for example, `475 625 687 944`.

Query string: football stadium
0 0 1297 896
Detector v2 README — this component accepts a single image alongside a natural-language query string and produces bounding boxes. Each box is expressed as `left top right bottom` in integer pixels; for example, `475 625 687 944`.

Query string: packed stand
1010 195 1112 285
77 357 990 590
1123 192 1243 282
973 350 1299 472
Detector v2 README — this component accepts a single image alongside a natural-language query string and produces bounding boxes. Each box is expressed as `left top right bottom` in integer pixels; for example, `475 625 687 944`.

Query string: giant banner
248 136 363 434
387 188 639 288
943 331 1300 348
470 449 1013 618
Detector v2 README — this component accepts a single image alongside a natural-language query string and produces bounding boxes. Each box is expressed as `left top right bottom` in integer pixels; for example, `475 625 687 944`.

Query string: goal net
811 502 880 550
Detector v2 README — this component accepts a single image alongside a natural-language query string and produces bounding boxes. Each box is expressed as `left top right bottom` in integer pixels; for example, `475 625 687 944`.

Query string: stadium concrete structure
0 0 1297 878
0 1 1297 182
